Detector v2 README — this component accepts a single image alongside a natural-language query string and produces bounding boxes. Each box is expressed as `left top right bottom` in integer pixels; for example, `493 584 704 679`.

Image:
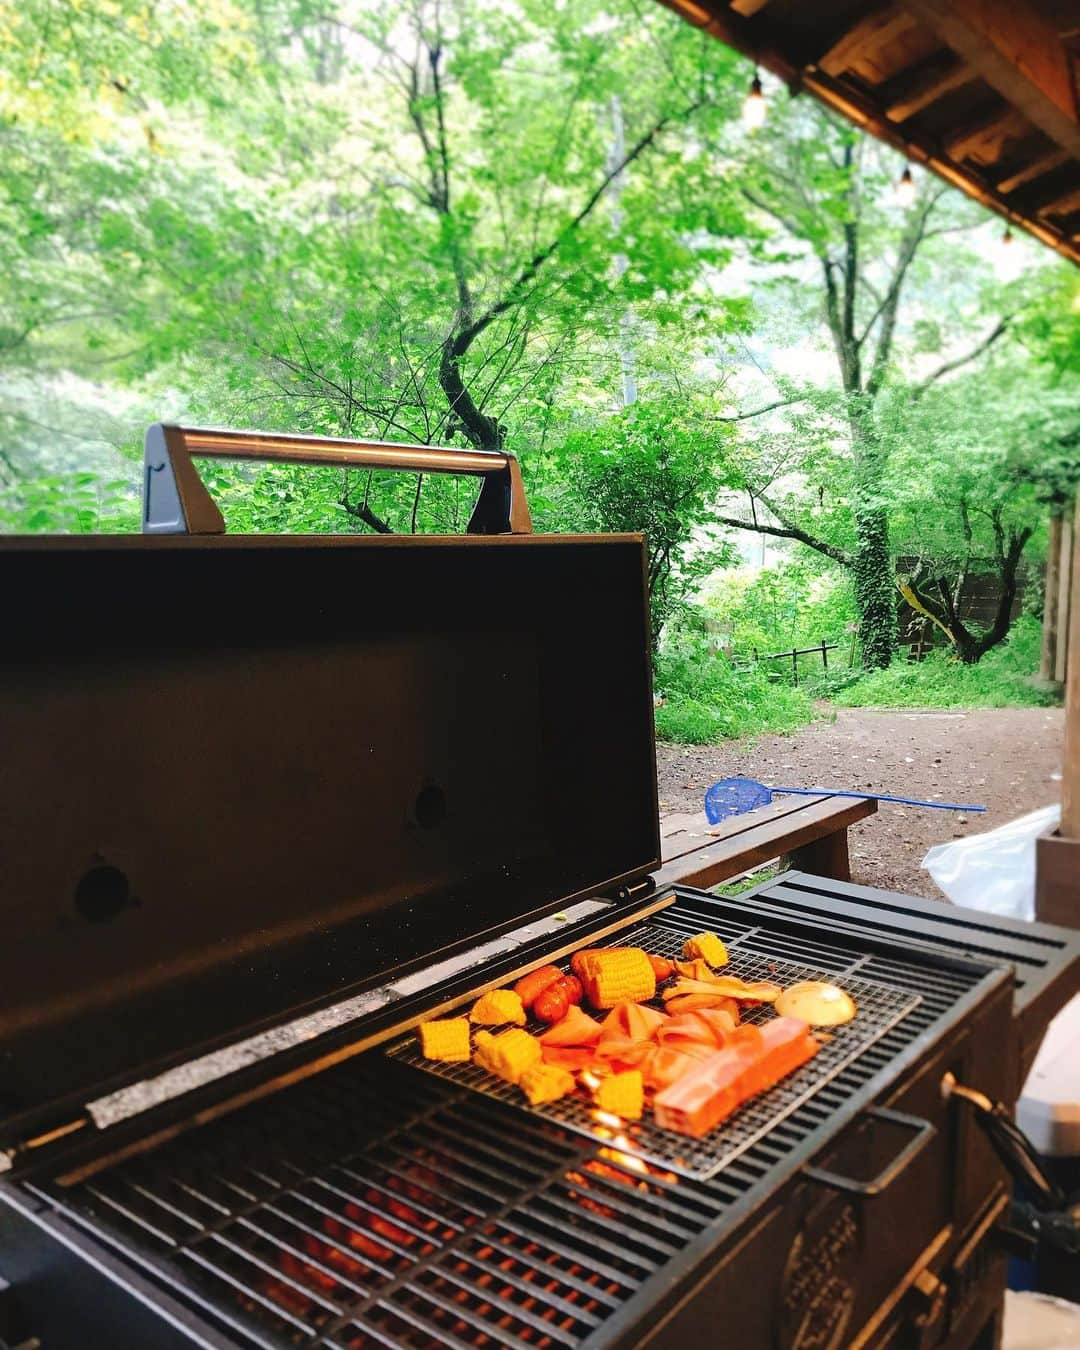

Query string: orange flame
592 1109 623 1130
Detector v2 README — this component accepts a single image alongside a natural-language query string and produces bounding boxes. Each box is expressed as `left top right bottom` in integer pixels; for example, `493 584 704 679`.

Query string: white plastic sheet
921 804 1061 922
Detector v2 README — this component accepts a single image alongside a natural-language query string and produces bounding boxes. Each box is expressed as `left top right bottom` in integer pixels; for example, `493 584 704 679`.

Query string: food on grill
599 1000 666 1043
470 988 527 1026
665 992 740 1015
513 965 564 1009
648 954 675 981
473 1028 542 1083
417 1017 471 1063
663 976 782 1004
539 1004 603 1045
654 1017 819 1137
674 957 732 982
682 932 729 967
540 1044 598 1070
596 1069 645 1120
642 1045 702 1092
775 980 857 1027
658 1008 738 1054
520 1062 575 1106
594 1037 656 1072
533 974 584 1023
577 948 656 1008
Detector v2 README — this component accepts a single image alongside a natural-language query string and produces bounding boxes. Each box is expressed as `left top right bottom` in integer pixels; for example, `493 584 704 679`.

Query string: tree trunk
853 505 896 668
1041 509 1063 680
849 410 895 669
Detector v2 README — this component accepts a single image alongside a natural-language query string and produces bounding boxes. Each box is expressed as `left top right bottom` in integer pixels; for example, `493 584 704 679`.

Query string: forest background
3 0 1078 741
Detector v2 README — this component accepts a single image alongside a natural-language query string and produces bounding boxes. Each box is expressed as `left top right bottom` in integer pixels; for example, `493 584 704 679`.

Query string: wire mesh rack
386 920 921 1181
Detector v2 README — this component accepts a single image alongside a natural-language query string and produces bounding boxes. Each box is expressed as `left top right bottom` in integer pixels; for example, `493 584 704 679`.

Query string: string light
1001 226 1014 246
895 166 915 207
742 70 767 130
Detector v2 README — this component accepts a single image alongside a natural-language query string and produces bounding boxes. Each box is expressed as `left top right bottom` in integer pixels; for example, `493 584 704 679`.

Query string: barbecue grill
1 428 1077 1350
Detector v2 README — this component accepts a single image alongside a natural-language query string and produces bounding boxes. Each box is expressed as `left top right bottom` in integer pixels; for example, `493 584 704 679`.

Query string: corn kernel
417 1018 471 1063
683 932 728 968
470 988 526 1026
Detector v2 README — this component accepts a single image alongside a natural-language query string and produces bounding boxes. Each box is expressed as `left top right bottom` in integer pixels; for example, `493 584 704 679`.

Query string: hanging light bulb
895 166 915 207
1001 225 1014 246
742 70 767 130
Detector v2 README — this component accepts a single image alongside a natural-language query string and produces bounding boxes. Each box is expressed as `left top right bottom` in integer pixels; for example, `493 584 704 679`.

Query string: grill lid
0 532 659 1144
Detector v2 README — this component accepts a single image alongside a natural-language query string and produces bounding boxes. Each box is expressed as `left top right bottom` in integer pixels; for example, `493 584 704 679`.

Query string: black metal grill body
0 887 1023 1350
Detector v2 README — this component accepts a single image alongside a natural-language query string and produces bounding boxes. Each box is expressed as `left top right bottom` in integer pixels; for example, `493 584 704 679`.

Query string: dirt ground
656 706 1065 898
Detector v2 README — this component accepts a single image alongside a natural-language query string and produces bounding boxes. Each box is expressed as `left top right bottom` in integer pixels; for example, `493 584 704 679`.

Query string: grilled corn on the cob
473 1028 541 1083
578 948 655 1008
417 1017 471 1063
682 932 728 967
520 1063 575 1106
596 1069 644 1120
470 988 526 1026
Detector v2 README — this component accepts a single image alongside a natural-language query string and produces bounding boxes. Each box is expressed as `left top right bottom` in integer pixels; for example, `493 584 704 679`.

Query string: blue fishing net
704 777 773 824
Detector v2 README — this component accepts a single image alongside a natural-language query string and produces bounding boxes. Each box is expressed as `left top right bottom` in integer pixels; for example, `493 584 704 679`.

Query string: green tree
712 105 1012 667
552 394 735 640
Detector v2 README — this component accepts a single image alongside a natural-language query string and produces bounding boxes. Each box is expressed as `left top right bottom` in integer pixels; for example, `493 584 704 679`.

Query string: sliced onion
775 981 857 1027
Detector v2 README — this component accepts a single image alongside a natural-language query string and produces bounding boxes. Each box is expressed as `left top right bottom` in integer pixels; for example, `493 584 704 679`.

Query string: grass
831 617 1059 710
654 638 813 744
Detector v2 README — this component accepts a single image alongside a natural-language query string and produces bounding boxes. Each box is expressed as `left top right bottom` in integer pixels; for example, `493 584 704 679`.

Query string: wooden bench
654 793 878 892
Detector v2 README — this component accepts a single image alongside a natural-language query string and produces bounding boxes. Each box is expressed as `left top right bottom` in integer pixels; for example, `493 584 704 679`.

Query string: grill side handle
142 423 532 535
802 1106 937 1198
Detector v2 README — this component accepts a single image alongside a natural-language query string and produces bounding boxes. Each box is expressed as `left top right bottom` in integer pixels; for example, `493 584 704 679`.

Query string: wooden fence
751 640 843 687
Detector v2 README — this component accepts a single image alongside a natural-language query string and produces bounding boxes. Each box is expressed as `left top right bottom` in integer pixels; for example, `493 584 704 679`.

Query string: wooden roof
661 0 1080 264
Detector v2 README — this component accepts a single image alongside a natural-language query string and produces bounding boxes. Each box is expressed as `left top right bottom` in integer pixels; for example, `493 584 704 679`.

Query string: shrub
654 637 813 744
834 617 1058 709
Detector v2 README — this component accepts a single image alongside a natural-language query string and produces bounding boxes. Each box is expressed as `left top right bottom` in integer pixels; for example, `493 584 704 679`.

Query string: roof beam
817 7 919 78
995 144 1070 194
729 0 772 15
899 0 1080 158
945 105 1019 162
883 53 978 122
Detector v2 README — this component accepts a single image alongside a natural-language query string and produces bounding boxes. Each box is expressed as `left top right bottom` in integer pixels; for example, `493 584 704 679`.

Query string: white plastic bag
921 804 1061 921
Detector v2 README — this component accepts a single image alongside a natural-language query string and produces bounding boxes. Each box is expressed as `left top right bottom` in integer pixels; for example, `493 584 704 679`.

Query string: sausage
513 965 563 1009
648 955 674 981
534 975 584 1024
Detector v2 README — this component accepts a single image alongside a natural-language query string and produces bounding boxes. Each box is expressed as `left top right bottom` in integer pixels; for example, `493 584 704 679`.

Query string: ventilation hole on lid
74 864 131 922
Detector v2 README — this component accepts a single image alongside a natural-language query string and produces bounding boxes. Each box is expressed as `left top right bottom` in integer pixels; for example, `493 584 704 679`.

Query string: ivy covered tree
712 103 1014 668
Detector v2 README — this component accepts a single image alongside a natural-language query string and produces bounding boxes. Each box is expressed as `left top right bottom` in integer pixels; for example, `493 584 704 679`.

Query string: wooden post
1063 496 1080 840
1041 508 1063 681
1054 510 1073 686
821 639 829 670
1036 493 1080 925
792 648 799 687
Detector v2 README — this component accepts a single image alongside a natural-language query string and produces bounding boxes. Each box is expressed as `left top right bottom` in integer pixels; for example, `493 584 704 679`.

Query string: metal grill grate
49 903 995 1350
387 920 919 1180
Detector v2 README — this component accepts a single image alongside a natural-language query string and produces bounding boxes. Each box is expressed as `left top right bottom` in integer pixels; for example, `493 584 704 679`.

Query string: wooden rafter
817 8 919 78
654 0 1080 266
945 105 1019 161
884 54 977 122
899 0 1080 158
996 145 1070 193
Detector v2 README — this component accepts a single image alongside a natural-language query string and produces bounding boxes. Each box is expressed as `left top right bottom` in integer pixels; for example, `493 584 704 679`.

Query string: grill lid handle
803 1106 937 1198
142 423 532 535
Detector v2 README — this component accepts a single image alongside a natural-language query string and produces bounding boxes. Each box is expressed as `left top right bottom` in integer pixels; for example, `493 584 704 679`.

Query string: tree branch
716 500 851 567
914 317 1011 395
712 396 808 422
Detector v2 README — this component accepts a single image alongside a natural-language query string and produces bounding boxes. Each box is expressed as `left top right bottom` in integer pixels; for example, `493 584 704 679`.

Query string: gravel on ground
656 705 1065 898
